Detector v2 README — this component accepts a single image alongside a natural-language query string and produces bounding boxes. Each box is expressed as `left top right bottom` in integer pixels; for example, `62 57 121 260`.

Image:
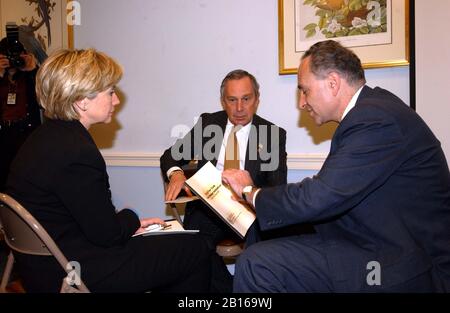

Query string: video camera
0 22 25 69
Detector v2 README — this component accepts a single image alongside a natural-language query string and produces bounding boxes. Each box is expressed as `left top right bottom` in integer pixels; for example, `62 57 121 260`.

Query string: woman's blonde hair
36 48 123 120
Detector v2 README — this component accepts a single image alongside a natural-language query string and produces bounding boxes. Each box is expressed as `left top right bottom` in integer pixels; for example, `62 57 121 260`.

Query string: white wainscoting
101 152 327 170
103 152 325 219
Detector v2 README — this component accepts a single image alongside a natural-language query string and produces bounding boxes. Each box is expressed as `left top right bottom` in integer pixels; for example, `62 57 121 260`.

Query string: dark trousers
15 233 212 293
183 202 236 293
234 234 436 293
234 234 333 292
93 234 211 293
183 201 316 293
183 202 241 248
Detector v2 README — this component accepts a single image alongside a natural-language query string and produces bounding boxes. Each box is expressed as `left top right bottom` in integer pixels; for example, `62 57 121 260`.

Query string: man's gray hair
220 69 260 101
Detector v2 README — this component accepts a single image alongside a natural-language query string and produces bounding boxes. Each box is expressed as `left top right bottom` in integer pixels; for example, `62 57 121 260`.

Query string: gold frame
278 0 410 75
66 0 74 49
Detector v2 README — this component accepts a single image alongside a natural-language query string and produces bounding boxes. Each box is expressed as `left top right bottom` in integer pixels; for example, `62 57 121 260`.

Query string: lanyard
6 75 17 106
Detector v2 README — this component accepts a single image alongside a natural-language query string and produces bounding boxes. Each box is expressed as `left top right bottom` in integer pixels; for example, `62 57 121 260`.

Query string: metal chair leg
0 251 14 293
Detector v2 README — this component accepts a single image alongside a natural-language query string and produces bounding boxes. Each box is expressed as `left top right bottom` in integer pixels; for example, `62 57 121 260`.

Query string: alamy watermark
366 261 381 286
66 261 81 286
169 117 282 172
67 1 81 26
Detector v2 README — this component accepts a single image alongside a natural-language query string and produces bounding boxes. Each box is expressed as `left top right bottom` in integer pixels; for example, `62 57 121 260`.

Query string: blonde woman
6 49 211 292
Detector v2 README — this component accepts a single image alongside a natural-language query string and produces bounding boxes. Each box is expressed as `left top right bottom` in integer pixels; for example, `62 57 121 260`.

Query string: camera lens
7 54 25 68
1 24 26 69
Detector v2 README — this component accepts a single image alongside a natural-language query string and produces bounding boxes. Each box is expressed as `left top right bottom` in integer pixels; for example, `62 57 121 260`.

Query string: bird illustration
37 0 51 46
18 24 48 64
15 0 53 64
316 0 347 11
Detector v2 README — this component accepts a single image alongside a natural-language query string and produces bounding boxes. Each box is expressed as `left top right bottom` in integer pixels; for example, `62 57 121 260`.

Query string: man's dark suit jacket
6 119 140 289
256 86 450 291
160 110 288 240
160 110 287 189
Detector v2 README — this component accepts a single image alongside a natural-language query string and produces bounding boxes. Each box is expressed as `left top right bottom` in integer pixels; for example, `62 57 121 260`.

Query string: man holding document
222 40 450 292
160 69 288 292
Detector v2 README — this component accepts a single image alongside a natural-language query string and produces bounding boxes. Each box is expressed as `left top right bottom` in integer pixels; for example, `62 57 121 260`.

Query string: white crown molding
101 152 327 170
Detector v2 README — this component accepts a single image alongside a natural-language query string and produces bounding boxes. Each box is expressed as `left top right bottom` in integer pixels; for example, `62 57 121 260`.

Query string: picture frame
0 0 73 57
278 0 410 74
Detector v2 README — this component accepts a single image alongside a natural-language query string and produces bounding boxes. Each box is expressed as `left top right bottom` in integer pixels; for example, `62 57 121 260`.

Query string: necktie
224 125 242 170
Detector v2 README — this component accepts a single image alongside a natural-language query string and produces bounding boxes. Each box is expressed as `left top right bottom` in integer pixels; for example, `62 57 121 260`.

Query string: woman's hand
134 217 166 235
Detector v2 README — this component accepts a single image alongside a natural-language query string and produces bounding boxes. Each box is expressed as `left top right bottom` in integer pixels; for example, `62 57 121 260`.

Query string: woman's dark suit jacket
6 119 141 288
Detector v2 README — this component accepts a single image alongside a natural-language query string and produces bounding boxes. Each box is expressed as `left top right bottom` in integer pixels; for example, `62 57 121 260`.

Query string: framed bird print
278 0 411 74
0 0 73 63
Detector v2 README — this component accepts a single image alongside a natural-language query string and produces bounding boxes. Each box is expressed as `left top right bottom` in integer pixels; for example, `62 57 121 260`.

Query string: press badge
7 93 16 105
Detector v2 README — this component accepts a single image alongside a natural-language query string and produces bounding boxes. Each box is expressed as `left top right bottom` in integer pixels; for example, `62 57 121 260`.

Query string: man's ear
328 72 341 97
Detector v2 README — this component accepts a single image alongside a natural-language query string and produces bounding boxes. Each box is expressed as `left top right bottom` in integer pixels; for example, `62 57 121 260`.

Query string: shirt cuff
167 166 183 180
251 188 261 207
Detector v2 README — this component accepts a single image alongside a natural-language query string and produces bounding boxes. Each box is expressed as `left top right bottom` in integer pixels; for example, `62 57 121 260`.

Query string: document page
185 162 256 238
165 196 199 204
132 219 199 237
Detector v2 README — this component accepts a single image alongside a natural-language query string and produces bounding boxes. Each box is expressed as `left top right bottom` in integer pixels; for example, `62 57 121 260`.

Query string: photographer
0 37 42 190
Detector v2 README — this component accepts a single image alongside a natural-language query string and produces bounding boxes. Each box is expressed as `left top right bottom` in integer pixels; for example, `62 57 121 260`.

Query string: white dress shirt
166 119 252 178
340 85 364 121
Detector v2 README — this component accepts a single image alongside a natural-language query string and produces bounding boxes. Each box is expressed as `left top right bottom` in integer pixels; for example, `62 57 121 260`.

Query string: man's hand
165 171 192 201
0 53 37 76
0 54 9 76
222 169 254 199
20 52 37 71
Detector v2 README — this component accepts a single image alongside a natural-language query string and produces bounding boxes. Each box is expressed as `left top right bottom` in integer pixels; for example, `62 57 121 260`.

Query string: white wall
415 0 450 161
73 0 418 218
